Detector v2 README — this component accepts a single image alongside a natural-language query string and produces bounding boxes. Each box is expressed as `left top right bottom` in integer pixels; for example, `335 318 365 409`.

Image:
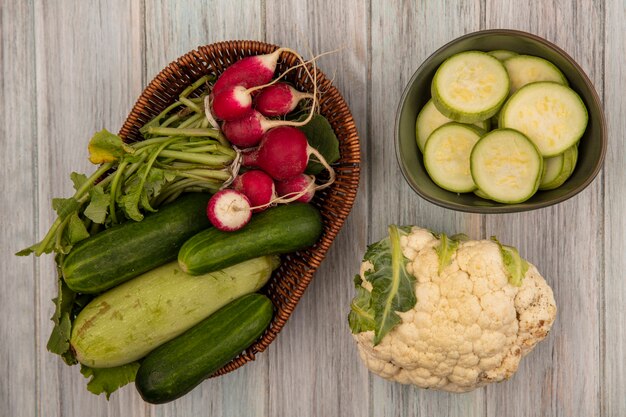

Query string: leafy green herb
88 129 135 164
491 237 529 287
297 114 340 175
19 90 235 257
80 362 140 399
70 172 88 191
67 213 90 244
84 185 109 224
46 271 78 365
52 198 80 219
349 225 416 345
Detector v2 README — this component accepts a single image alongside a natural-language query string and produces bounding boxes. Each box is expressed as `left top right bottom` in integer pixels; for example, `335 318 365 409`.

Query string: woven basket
117 41 360 377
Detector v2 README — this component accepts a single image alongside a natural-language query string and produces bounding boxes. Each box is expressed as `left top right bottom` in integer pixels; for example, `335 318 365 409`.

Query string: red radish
221 110 317 148
212 62 313 122
213 48 294 95
254 83 314 117
211 85 253 121
206 189 252 231
232 170 276 212
275 174 316 203
242 126 308 180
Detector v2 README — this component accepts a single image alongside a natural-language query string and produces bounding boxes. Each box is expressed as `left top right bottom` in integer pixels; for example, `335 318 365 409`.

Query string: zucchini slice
470 129 543 203
431 51 510 123
499 81 588 156
423 123 483 193
488 50 519 61
415 99 489 153
539 145 578 190
474 188 490 199
502 54 568 94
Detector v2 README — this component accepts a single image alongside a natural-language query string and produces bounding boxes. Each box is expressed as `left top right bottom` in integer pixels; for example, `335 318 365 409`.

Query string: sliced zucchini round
415 99 489 153
539 145 578 190
470 129 543 203
487 50 519 61
503 55 568 94
423 123 483 193
474 188 491 199
431 51 510 124
499 81 588 157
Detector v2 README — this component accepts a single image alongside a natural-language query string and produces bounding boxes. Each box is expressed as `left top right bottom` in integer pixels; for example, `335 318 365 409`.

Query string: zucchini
539 145 578 190
423 123 483 193
502 54 568 95
70 255 278 368
487 49 519 61
415 99 489 153
62 193 211 294
499 81 588 156
470 129 543 203
431 51 510 123
179 203 322 275
135 293 273 404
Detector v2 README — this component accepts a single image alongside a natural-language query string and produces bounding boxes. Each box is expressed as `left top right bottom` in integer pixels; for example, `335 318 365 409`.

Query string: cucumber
539 145 578 190
470 129 543 204
502 54 568 94
135 293 273 404
499 81 588 156
423 123 483 193
487 50 519 61
70 255 278 368
62 193 211 294
415 99 489 153
179 203 322 275
431 51 510 123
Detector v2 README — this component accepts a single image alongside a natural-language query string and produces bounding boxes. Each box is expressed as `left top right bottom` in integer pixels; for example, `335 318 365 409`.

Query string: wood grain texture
483 2 604 417
263 1 369 417
143 2 265 416
369 1 484 416
2 0 625 416
0 2 37 416
32 1 145 416
602 1 625 416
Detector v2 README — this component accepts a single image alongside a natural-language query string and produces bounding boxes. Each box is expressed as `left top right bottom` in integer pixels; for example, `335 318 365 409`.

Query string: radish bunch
203 48 336 231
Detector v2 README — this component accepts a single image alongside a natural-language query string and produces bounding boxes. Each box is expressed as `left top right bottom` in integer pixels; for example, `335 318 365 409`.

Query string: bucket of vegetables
18 40 360 403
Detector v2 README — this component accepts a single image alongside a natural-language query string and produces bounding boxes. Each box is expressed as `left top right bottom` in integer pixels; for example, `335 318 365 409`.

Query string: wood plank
0 2 38 417
369 1 484 417
483 2 604 417
32 0 145 415
262 1 370 417
143 1 265 416
602 0 625 415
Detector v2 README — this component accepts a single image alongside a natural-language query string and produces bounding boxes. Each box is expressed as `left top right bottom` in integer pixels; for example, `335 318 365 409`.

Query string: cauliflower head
350 227 556 393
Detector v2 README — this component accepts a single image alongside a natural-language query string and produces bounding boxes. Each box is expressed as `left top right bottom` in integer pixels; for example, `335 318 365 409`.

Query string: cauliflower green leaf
491 237 529 287
348 275 376 333
349 225 416 345
434 233 469 274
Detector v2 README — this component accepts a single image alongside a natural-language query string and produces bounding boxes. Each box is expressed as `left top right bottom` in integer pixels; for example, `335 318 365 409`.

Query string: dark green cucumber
178 202 323 275
62 193 211 293
135 293 273 404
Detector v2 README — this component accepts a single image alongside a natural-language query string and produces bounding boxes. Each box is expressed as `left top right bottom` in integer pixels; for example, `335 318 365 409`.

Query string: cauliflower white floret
352 227 556 393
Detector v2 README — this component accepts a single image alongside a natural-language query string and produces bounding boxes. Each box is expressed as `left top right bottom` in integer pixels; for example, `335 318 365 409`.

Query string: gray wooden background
1 0 624 416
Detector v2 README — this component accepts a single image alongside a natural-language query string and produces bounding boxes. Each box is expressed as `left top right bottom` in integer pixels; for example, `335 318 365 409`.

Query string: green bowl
395 29 606 213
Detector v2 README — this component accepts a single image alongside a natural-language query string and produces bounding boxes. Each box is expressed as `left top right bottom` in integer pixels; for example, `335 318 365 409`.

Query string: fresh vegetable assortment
17 47 338 402
416 50 588 203
349 226 557 392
